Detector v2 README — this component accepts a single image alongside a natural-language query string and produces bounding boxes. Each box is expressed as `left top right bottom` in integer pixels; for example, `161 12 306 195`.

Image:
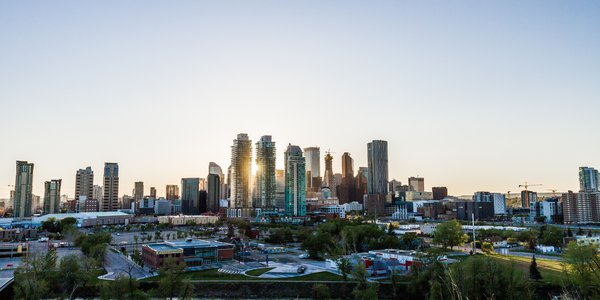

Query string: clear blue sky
1 1 599 198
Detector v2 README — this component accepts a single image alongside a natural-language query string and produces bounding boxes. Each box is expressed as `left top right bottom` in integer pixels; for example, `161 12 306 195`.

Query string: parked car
297 265 307 274
299 253 309 259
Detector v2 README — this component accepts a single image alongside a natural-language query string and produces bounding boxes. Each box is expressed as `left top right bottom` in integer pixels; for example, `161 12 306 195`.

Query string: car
38 237 49 242
297 265 307 274
299 253 309 259
116 233 120 236
120 241 128 245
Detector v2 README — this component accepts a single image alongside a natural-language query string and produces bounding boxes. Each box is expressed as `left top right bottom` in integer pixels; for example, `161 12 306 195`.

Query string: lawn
245 267 275 276
487 254 567 285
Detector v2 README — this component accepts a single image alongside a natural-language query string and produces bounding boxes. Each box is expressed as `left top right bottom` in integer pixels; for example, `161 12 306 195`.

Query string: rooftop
146 243 181 252
167 239 232 248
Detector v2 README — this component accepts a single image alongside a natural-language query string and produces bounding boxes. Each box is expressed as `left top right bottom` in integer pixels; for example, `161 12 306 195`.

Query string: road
102 247 151 280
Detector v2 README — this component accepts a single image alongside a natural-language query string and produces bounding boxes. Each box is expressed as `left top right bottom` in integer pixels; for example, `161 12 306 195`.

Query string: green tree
563 241 600 297
432 220 467 250
351 259 378 300
156 258 186 299
227 223 235 238
13 250 59 299
302 231 334 259
481 242 494 254
312 283 331 299
529 256 542 281
539 226 564 247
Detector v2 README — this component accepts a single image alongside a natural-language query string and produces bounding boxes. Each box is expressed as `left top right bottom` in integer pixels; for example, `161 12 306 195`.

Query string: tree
539 226 564 247
529 256 542 281
387 223 396 236
227 223 235 238
432 220 467 250
156 258 186 299
577 227 584 236
351 258 378 300
563 241 600 297
566 228 573 237
13 250 59 299
302 231 334 259
312 283 331 299
481 242 494 254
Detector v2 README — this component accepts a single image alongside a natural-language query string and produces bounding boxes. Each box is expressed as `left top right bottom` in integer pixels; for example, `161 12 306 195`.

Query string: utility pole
472 213 476 254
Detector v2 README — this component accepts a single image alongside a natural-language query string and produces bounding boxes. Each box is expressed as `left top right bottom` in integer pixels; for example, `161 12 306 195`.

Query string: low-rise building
142 239 235 270
157 215 219 226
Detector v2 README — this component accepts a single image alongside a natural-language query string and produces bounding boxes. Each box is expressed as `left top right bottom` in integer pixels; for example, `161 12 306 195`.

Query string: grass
486 254 567 285
144 268 345 282
245 267 275 276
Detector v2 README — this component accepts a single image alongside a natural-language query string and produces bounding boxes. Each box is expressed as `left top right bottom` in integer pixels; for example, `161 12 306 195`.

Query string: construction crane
518 182 542 207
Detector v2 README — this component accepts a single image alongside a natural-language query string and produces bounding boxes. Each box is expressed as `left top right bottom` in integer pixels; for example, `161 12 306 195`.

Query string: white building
319 205 345 218
492 193 506 215
342 201 363 212
157 215 219 226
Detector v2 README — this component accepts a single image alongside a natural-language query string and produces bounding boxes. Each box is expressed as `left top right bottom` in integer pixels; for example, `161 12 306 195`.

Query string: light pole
472 213 476 254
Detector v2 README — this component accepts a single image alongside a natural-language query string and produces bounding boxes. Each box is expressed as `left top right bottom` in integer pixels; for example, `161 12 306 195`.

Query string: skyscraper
134 182 144 202
255 135 276 208
408 177 425 192
339 153 355 204
181 178 200 215
579 167 599 193
521 190 538 208
43 179 62 214
367 140 388 196
166 185 179 200
285 144 306 217
230 133 252 208
323 152 334 192
75 167 94 202
356 167 369 200
304 147 321 191
93 185 102 201
13 161 34 218
207 173 221 212
209 162 227 200
102 163 119 211
150 187 157 198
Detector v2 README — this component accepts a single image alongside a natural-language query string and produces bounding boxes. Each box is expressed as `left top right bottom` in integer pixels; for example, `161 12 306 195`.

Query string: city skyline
2 1 600 198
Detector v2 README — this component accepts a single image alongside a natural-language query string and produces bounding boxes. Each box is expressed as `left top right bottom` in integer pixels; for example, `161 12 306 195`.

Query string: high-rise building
199 178 206 191
102 163 119 211
75 167 94 202
255 135 276 208
181 178 200 215
408 177 425 192
134 182 144 202
230 133 252 208
432 187 448 200
356 167 369 200
284 144 306 217
304 147 321 191
323 152 335 196
562 191 579 224
199 190 208 214
93 185 102 200
521 190 538 208
275 169 285 209
341 152 354 179
207 174 220 213
150 187 157 198
43 179 62 215
209 162 227 200
579 167 599 193
339 152 356 204
166 185 179 200
14 161 34 218
367 140 388 196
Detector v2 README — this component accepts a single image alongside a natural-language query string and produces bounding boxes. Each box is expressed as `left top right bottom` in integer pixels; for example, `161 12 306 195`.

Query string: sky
1 1 599 198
